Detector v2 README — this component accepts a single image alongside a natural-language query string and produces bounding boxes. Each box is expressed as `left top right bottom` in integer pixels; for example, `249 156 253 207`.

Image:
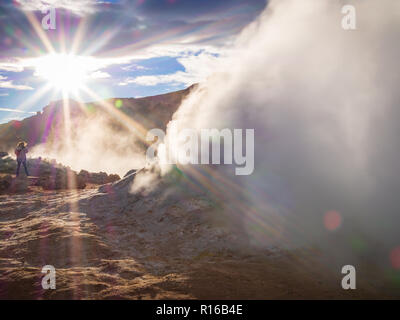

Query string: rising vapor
161 0 400 269
30 113 146 177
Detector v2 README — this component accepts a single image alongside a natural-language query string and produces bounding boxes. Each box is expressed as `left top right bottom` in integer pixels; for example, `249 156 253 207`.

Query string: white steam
163 0 400 262
30 114 146 177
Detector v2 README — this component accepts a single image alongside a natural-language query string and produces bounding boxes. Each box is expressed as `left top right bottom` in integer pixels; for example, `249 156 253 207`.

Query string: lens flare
390 247 400 269
324 210 342 231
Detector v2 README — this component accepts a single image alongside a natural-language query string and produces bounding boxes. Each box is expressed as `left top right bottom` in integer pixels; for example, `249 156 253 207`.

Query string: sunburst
34 53 89 95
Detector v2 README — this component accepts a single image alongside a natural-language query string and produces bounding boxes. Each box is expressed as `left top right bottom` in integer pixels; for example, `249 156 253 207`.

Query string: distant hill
0 85 195 153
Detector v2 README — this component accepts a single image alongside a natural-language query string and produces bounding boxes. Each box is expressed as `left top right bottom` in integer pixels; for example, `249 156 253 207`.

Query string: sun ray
81 86 151 144
80 25 123 57
23 11 55 54
16 82 54 112
61 90 73 151
57 12 67 54
70 17 89 55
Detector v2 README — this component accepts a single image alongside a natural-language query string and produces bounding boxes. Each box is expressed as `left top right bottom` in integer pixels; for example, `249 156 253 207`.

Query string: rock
0 151 8 158
107 174 120 183
78 170 120 185
78 169 90 180
8 176 30 193
35 167 86 190
90 172 108 184
76 174 87 189
98 168 141 194
0 175 12 192
0 156 16 174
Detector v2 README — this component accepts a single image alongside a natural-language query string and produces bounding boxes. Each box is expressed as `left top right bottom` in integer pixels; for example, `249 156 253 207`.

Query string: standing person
15 141 30 177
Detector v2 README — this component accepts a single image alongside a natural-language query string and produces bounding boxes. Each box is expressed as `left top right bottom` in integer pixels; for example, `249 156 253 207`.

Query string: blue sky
0 0 267 123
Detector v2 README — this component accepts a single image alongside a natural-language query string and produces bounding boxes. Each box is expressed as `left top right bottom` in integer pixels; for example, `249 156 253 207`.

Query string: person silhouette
15 141 30 177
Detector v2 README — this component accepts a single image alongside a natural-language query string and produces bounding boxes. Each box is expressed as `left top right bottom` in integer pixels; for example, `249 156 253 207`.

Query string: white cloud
119 50 223 87
0 107 35 114
90 71 111 79
0 75 33 91
0 93 9 97
120 72 188 87
106 42 226 63
15 0 97 15
121 64 149 72
0 60 25 72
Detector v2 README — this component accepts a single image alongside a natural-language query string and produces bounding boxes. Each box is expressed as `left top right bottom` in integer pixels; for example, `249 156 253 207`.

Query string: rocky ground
0 168 398 300
0 154 120 193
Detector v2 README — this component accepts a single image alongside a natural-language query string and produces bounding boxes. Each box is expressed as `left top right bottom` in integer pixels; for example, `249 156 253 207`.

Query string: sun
35 53 89 94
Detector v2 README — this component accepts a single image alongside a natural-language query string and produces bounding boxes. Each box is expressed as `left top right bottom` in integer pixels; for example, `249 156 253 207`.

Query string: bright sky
0 0 266 123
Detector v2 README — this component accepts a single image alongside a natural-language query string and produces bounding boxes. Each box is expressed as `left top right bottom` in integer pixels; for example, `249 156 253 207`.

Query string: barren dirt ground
0 186 398 300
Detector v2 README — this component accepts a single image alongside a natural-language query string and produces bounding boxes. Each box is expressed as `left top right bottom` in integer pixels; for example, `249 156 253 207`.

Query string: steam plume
162 0 400 267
